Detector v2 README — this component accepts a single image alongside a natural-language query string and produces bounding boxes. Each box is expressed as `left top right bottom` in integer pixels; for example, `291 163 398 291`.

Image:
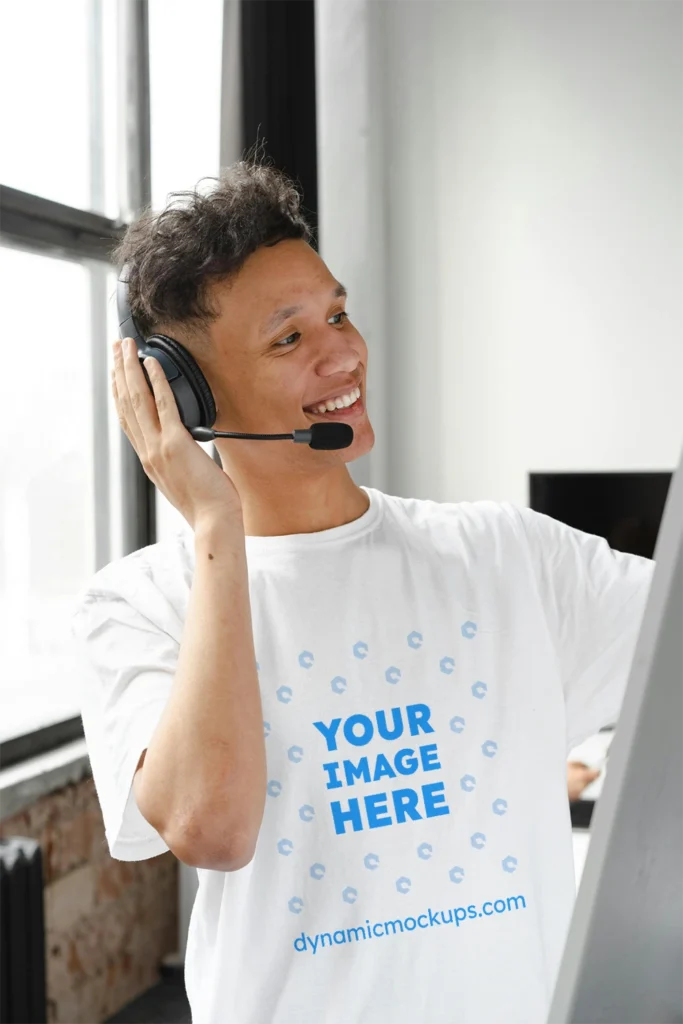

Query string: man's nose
315 332 360 375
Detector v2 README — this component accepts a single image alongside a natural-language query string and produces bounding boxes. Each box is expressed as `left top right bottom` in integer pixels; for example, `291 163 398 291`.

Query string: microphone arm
191 428 296 442
189 423 353 450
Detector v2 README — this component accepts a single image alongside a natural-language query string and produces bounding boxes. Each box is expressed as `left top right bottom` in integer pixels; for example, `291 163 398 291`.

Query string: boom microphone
189 422 354 450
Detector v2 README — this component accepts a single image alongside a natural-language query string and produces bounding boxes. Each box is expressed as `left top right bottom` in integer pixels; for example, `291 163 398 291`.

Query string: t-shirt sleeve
71 576 181 862
512 505 655 753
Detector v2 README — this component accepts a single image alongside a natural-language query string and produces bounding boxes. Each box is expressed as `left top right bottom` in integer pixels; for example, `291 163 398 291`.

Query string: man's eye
275 332 300 347
275 311 348 348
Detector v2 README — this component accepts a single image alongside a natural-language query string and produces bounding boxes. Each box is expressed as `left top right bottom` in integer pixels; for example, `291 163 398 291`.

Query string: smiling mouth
303 385 363 418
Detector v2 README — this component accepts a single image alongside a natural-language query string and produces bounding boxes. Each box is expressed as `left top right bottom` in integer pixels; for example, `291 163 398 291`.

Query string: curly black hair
112 152 313 347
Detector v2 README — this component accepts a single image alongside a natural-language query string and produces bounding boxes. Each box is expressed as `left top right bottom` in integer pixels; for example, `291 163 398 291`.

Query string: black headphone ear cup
142 334 217 430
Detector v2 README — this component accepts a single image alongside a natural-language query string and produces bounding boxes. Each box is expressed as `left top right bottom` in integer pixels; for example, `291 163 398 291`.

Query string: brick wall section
0 774 178 1024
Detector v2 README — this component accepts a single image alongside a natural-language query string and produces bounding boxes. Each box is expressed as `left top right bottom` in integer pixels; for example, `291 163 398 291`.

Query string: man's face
203 238 374 465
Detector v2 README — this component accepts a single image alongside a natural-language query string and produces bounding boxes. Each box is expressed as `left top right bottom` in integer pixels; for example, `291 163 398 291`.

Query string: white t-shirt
70 486 654 1024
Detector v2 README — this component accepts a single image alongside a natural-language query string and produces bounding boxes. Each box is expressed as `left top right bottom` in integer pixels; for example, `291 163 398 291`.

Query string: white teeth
311 387 360 415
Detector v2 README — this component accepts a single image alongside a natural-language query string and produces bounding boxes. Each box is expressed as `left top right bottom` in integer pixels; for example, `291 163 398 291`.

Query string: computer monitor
529 471 672 559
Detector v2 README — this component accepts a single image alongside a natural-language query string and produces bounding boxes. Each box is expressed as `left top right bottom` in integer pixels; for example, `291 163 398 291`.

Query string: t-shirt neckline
243 485 383 556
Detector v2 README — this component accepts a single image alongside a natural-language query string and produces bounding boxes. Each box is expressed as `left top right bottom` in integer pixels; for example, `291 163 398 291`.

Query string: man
71 159 654 1024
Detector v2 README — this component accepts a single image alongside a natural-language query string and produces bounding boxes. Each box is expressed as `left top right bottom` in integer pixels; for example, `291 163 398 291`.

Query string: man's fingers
567 761 601 802
113 339 146 454
142 356 183 433
121 338 162 441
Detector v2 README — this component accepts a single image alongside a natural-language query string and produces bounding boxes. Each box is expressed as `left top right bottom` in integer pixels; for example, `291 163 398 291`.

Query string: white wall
316 0 683 505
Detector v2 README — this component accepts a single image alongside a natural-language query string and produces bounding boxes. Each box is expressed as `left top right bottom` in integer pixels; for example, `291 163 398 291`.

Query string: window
0 0 119 218
0 0 125 756
0 250 96 741
0 0 230 760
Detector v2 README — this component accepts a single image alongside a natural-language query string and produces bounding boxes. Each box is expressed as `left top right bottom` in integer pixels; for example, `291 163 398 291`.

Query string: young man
71 160 654 1024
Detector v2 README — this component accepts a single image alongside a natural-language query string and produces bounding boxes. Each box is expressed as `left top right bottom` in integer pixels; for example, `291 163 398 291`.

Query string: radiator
0 837 47 1024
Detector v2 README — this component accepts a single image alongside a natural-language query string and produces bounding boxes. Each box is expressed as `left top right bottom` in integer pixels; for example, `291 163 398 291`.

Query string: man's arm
133 514 267 871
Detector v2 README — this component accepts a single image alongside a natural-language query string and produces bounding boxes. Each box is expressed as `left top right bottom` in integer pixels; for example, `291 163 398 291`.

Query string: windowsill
0 738 91 822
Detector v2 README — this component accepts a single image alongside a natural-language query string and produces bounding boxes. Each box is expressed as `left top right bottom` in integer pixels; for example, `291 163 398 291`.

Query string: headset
116 264 352 450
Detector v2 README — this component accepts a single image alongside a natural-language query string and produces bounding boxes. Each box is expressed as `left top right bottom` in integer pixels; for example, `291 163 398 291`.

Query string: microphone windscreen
309 422 354 450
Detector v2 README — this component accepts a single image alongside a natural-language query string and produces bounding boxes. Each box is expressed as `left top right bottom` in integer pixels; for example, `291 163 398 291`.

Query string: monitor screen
528 471 672 559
